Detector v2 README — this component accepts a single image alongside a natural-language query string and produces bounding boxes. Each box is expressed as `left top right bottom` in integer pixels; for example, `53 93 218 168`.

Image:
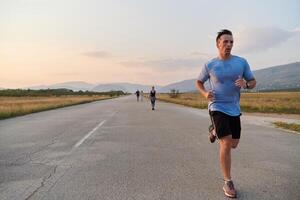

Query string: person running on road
149 86 156 110
140 90 144 101
196 29 256 198
135 90 140 102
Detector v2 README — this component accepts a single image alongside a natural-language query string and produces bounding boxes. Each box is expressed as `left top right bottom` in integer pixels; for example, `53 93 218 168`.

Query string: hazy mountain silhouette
158 62 300 92
253 62 300 90
92 83 162 93
21 62 300 93
25 81 95 91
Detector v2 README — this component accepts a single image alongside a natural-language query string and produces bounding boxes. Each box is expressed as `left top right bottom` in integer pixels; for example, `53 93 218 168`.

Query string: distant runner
140 90 144 101
135 90 140 102
149 86 156 110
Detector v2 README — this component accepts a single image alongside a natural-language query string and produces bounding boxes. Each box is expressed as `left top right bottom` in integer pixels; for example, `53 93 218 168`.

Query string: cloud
189 51 213 57
120 57 207 72
81 51 111 58
234 27 300 54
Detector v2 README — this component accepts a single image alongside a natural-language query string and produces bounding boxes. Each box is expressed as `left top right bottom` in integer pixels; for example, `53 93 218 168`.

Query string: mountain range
159 62 300 92
22 82 162 93
2 62 299 93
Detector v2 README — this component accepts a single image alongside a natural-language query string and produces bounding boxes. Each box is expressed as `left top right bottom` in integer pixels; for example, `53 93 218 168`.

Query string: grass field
0 95 112 120
157 92 300 114
273 121 300 133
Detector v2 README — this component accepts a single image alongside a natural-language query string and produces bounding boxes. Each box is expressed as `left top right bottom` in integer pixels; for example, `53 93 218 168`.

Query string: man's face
217 34 233 56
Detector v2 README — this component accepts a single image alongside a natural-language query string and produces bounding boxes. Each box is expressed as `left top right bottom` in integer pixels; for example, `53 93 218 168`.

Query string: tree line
0 89 126 97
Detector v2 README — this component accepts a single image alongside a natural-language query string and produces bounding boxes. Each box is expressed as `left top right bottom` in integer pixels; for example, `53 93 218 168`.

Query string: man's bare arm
196 80 214 101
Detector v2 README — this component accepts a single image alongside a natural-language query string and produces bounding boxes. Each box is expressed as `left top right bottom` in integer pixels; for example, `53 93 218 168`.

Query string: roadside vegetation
273 121 300 133
0 89 124 97
0 89 125 120
157 91 300 114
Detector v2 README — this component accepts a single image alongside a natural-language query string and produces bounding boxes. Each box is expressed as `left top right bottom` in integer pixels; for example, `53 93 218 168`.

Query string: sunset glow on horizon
1 0 299 88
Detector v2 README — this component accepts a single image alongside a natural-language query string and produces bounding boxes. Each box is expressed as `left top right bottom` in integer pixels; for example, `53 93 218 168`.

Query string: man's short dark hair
216 29 232 42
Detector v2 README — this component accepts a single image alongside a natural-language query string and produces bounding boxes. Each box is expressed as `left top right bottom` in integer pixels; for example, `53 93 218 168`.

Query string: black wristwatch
245 82 250 89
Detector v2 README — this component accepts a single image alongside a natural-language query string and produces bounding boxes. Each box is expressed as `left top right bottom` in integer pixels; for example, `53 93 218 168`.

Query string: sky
0 0 299 88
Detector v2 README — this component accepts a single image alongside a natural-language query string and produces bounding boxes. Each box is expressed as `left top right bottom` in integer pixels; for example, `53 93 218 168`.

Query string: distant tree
169 89 180 98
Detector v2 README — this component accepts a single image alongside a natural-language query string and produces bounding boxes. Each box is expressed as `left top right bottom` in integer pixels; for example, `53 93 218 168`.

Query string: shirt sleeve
243 60 255 81
197 63 209 83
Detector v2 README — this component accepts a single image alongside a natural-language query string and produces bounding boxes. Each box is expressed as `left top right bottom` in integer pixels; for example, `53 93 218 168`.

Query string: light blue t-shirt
197 55 255 116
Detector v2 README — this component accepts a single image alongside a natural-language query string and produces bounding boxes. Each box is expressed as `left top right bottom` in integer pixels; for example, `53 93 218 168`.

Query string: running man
196 29 256 198
140 90 144 101
149 86 156 110
135 90 140 102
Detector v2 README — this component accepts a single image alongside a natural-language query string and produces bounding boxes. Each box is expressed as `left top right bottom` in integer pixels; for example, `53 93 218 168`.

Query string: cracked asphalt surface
0 95 299 200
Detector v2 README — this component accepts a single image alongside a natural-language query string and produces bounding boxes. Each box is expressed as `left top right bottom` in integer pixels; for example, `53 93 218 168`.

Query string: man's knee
220 136 232 150
231 139 239 149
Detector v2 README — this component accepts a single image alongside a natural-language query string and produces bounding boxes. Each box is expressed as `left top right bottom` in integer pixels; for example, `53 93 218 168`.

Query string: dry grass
273 121 300 133
0 95 112 119
157 92 300 114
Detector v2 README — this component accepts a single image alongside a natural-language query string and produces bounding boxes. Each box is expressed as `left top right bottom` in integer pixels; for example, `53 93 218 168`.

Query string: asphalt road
0 95 299 200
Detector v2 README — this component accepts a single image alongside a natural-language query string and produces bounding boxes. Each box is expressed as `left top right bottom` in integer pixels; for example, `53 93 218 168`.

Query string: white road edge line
73 120 106 149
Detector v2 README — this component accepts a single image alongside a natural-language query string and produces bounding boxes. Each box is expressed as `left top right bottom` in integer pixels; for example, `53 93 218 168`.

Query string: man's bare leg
219 135 239 198
219 135 232 180
231 139 239 149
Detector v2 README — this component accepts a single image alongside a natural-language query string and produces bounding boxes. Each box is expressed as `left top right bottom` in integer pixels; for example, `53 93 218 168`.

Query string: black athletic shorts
210 111 241 139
